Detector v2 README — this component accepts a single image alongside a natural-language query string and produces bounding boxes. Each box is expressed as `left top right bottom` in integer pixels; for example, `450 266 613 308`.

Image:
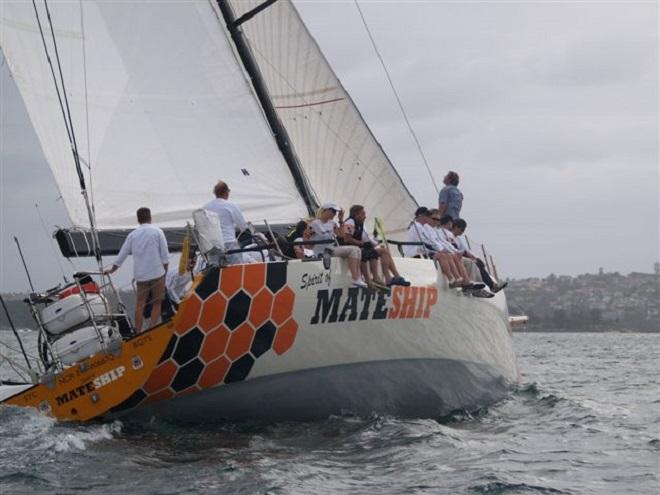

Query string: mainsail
0 0 309 228
226 0 418 234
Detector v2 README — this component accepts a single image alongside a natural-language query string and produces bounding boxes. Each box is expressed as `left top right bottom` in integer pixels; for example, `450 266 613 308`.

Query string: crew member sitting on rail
452 218 507 293
203 180 248 264
342 204 410 287
293 220 315 260
104 207 169 333
309 202 367 288
433 213 484 286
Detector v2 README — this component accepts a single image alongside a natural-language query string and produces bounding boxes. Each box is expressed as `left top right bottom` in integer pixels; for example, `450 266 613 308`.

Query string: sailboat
0 0 517 422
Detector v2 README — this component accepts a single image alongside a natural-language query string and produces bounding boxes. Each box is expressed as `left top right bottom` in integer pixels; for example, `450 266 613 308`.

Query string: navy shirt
438 185 463 219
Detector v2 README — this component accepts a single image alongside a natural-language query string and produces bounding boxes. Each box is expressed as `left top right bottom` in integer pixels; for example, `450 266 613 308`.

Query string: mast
216 0 317 215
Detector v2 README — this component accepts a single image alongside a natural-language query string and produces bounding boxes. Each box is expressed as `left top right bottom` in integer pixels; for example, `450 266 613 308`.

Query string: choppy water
0 331 658 494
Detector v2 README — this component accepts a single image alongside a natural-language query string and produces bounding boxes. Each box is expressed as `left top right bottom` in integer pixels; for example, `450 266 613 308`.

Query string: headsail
0 0 309 228
225 0 418 234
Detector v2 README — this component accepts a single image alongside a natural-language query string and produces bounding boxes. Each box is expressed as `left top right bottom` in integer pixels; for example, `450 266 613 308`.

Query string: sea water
0 331 658 494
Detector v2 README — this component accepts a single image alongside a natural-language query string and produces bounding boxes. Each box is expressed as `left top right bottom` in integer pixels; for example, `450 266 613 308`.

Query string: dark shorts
361 245 380 262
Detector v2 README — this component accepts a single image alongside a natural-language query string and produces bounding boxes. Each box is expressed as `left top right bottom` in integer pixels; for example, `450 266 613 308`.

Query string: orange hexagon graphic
143 388 174 405
243 263 265 296
175 294 202 334
271 287 295 325
142 360 178 394
200 326 230 363
249 288 273 327
226 323 255 361
273 318 298 355
198 356 231 389
199 292 227 333
220 265 243 297
140 262 299 409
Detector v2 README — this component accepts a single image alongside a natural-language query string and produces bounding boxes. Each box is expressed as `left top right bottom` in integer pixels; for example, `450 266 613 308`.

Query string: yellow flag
374 217 391 255
179 233 191 274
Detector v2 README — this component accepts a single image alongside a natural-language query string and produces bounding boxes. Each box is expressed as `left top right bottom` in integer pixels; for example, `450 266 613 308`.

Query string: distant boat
508 315 530 327
0 0 517 421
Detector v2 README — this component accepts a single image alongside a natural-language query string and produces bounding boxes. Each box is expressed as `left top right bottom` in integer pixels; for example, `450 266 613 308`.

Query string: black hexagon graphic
158 335 178 364
225 290 250 330
250 321 276 358
171 358 204 392
195 266 220 300
224 354 255 383
266 262 287 293
172 327 204 365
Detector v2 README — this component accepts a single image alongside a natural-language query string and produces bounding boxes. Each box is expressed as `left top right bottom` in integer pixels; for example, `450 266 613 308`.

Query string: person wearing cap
309 202 367 288
204 180 248 264
405 206 472 287
438 171 463 220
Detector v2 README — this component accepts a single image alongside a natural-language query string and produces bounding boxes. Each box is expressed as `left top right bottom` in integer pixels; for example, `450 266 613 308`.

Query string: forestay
227 0 418 235
0 0 309 228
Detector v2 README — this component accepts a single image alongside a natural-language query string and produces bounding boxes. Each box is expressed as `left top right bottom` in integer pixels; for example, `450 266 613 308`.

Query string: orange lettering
415 287 426 318
389 286 402 319
401 287 417 319
423 287 438 318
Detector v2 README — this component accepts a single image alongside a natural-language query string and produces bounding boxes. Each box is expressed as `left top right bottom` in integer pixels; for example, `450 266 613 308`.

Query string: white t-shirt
203 198 248 248
309 219 337 256
115 223 169 282
404 221 427 257
454 234 472 256
433 226 459 253
342 218 377 246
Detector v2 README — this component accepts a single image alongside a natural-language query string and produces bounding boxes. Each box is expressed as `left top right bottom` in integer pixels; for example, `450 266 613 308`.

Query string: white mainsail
227 0 418 234
0 0 309 228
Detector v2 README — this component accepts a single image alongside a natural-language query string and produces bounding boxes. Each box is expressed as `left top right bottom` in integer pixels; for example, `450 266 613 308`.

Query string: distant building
654 262 659 276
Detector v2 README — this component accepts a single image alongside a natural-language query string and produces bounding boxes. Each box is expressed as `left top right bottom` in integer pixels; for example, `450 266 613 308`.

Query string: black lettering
56 394 69 406
373 291 389 320
338 288 360 322
359 290 376 320
85 382 95 393
310 289 343 324
300 273 308 289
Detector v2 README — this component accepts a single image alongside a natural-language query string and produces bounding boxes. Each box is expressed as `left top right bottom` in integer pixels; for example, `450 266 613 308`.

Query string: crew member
104 207 169 333
204 180 248 264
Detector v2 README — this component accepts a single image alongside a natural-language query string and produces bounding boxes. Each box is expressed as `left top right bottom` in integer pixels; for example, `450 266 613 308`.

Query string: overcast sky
1 0 658 292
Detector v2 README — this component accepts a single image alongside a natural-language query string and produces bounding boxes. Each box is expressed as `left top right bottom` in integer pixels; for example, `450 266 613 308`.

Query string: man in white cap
308 202 366 287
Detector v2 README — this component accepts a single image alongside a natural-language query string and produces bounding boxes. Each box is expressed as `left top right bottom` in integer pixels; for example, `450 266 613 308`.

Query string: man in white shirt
104 207 169 333
405 207 479 288
204 180 248 264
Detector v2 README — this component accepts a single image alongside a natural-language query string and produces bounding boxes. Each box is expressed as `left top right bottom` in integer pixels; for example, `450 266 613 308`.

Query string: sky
1 0 658 292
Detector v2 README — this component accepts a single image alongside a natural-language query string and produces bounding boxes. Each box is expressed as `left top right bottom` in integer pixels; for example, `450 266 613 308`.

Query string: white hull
113 258 517 421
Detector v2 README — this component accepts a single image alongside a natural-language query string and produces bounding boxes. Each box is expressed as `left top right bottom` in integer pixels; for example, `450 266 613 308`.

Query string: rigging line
353 0 440 195
30 0 75 153
42 0 102 266
34 203 69 283
42 0 85 192
79 0 94 211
